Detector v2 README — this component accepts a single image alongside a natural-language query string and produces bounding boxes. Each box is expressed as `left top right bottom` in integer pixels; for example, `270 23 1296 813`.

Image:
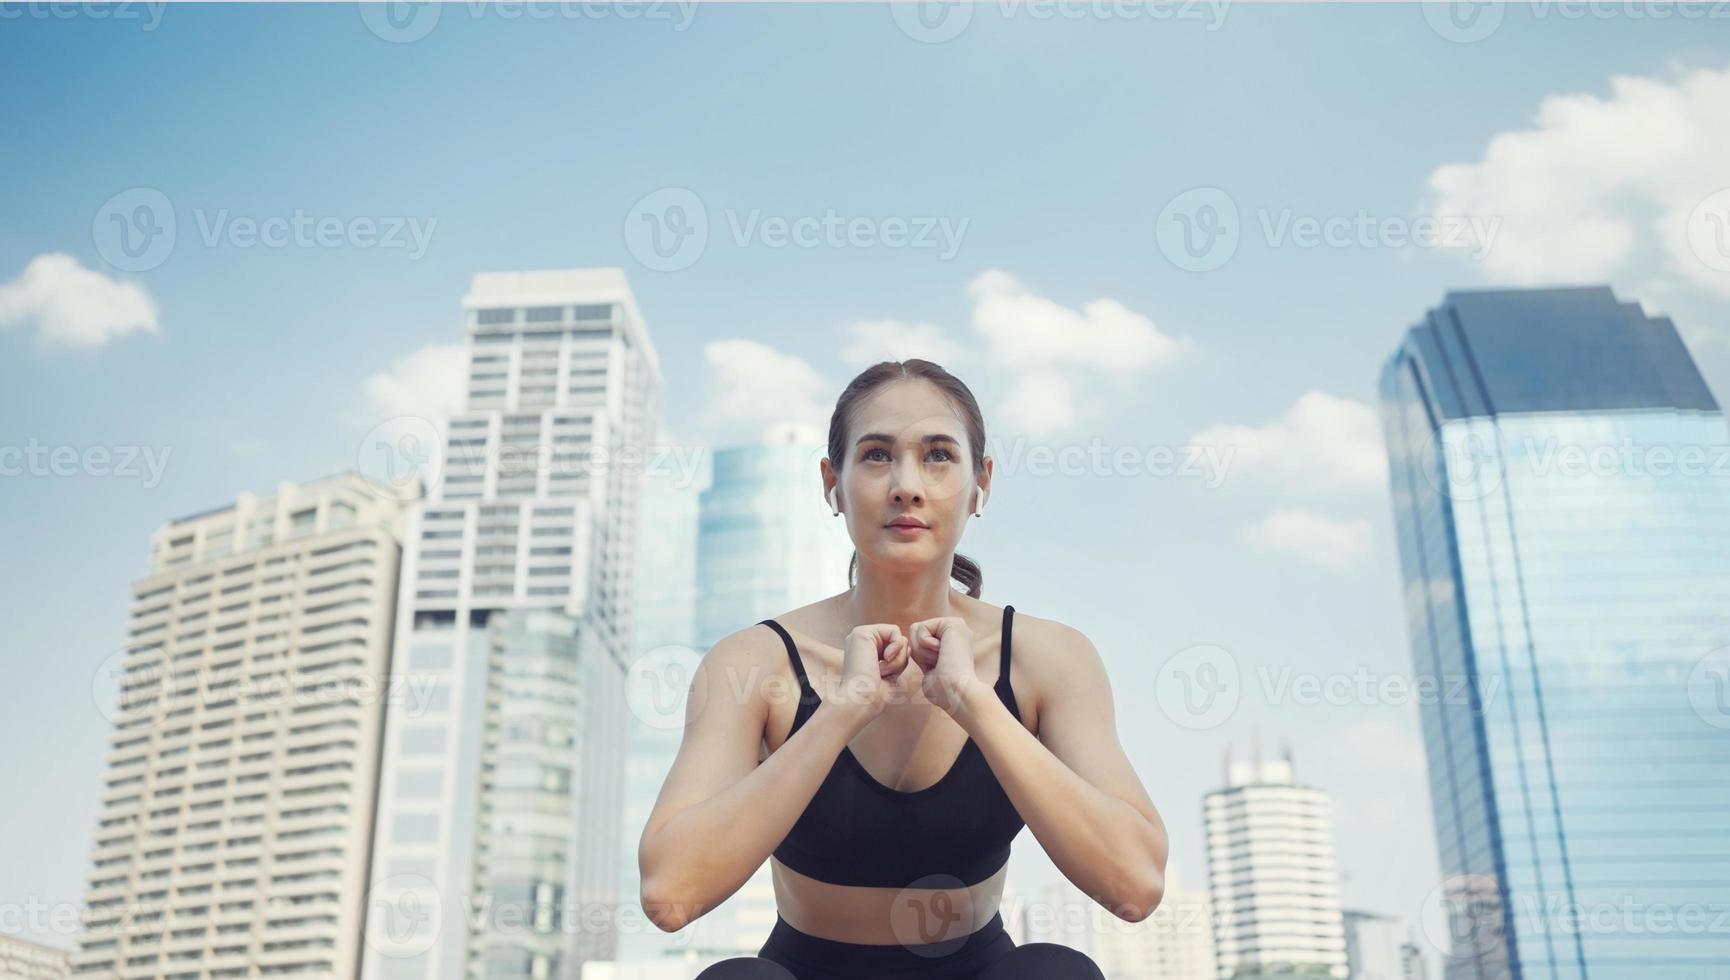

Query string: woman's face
828 379 985 570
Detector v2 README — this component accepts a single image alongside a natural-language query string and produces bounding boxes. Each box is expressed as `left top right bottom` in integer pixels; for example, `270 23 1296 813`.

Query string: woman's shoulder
1001 605 1101 672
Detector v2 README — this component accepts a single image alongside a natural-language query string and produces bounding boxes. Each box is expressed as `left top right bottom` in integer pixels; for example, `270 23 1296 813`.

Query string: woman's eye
929 448 953 462
864 448 889 461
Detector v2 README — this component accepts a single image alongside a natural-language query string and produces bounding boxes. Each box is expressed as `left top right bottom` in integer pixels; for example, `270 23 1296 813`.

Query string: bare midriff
769 858 1006 944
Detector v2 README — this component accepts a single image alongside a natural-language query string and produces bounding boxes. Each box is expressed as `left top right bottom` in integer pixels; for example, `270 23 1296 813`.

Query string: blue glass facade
1378 286 1730 980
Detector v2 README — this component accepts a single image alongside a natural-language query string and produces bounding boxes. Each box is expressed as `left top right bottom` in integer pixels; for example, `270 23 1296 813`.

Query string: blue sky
4 2 1730 964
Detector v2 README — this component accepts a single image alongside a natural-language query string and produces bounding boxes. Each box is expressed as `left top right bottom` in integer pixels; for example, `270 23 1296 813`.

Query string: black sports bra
759 605 1026 889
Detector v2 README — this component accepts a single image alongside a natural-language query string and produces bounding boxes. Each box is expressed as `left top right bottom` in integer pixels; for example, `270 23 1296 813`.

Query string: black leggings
693 911 1105 980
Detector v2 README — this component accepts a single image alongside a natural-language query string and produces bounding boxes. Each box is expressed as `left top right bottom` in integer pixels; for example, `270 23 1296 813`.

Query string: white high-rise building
1021 867 1217 980
73 475 408 979
3 933 72 980
1203 751 1348 980
362 269 660 980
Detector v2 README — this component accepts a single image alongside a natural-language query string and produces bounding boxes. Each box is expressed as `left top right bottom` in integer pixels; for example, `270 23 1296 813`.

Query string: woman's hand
908 616 979 717
838 623 912 721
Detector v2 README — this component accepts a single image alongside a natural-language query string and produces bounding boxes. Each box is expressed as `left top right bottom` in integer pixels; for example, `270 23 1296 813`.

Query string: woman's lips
886 524 929 536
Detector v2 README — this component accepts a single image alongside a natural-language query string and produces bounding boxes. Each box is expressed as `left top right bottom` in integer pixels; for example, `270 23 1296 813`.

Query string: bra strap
760 619 822 727
998 605 1015 693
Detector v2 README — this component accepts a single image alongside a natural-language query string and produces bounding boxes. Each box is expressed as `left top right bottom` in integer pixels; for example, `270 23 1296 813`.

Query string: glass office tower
1377 286 1730 980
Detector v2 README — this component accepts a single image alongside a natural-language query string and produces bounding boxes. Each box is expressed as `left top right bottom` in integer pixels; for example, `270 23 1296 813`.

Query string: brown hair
827 359 987 598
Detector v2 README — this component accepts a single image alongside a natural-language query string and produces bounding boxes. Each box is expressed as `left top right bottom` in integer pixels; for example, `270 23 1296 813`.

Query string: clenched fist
908 616 980 716
839 623 912 720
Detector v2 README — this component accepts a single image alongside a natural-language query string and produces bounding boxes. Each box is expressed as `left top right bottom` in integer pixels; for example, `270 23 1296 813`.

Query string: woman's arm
638 630 869 932
955 618 1168 921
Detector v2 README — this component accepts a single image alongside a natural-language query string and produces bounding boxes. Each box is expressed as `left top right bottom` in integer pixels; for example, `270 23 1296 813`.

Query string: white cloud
361 343 467 423
1426 62 1730 297
1190 390 1387 493
967 269 1191 438
841 319 965 368
704 338 832 436
0 253 160 349
998 370 1094 438
1241 509 1371 569
969 269 1191 376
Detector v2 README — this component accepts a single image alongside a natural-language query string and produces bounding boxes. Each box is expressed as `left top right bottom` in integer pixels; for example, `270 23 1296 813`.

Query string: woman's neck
843 559 960 637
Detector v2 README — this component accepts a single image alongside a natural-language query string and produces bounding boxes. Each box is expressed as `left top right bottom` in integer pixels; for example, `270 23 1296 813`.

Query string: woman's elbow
640 878 695 933
1111 867 1165 923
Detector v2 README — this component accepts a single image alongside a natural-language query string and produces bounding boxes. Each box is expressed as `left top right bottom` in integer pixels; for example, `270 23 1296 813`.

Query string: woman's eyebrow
854 432 960 447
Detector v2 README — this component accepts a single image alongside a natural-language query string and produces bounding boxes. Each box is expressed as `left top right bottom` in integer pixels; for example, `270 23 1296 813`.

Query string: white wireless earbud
827 486 839 515
973 487 988 517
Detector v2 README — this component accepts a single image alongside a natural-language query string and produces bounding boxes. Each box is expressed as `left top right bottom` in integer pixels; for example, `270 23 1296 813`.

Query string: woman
639 359 1168 979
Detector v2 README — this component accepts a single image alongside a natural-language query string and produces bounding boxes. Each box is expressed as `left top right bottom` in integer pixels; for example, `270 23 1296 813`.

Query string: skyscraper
693 423 855 651
362 269 660 980
1203 751 1349 979
74 475 407 979
1377 286 1730 979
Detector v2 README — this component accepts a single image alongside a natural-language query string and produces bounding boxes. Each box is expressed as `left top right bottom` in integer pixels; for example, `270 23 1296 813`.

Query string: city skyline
7 8 1730 979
